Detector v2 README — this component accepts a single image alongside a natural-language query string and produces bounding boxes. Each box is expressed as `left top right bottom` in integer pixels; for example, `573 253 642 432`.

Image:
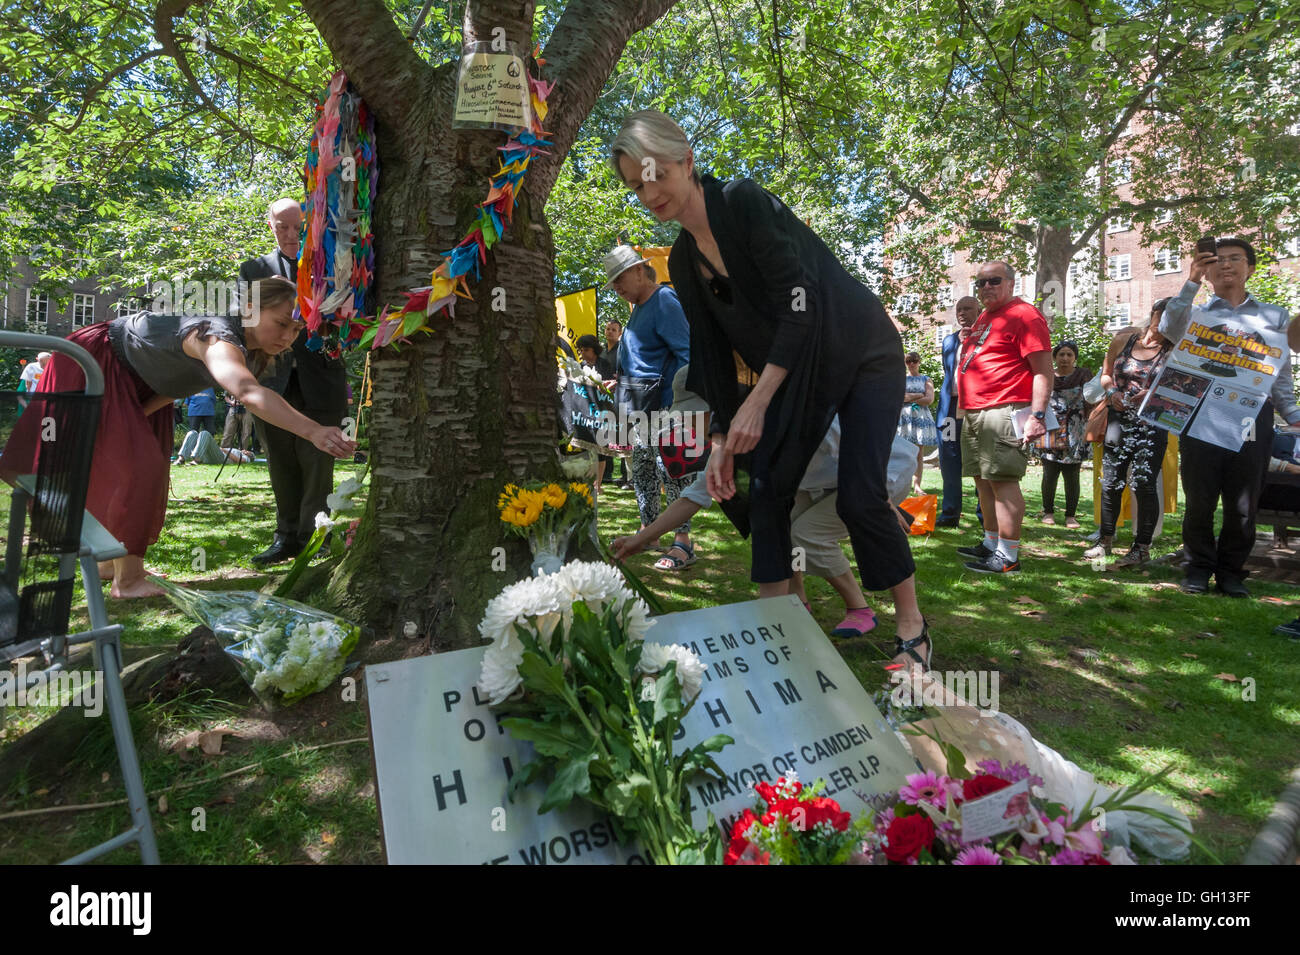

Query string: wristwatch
1032 410 1046 421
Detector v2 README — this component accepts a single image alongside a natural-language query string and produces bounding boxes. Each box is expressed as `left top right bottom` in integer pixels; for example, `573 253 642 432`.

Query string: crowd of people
593 109 1300 667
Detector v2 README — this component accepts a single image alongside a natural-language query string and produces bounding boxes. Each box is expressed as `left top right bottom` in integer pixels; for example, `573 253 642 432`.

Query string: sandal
653 541 697 570
831 606 877 639
892 617 933 670
1064 517 1081 529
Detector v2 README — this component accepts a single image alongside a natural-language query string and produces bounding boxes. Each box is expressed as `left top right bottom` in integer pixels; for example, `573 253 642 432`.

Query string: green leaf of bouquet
604 772 652 814
941 741 972 780
499 717 584 759
698 734 733 753
539 751 596 814
517 650 568 697
652 664 683 724
507 759 548 802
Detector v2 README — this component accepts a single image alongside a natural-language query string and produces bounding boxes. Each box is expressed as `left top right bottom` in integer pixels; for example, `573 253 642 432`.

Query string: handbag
658 417 712 479
1084 399 1109 444
1082 368 1106 405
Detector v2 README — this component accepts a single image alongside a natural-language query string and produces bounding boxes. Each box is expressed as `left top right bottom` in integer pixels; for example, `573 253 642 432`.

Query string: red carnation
724 809 758 866
805 797 851 832
884 813 935 863
962 774 1012 802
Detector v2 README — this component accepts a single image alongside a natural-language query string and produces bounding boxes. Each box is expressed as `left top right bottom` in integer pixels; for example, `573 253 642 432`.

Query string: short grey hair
610 110 701 185
989 260 1016 281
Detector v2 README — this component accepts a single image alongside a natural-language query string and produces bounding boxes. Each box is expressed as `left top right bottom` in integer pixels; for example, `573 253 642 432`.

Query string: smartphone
1196 235 1218 256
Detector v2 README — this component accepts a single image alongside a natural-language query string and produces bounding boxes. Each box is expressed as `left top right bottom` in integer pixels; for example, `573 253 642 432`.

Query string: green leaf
499 717 585 759
603 773 652 814
697 734 733 753
538 751 596 814
517 650 568 697
652 663 683 724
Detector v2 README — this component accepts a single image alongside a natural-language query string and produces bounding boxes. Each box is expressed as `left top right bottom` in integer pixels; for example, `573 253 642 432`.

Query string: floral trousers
1100 414 1168 545
630 445 693 535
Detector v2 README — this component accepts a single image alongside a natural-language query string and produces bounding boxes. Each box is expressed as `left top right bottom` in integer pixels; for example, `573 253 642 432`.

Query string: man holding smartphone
1162 236 1300 597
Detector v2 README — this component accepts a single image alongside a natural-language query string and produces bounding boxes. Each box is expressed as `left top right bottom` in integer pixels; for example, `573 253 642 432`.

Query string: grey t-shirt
109 312 247 398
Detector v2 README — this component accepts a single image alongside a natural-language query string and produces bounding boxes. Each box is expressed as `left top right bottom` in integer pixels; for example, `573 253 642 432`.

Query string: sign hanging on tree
453 41 532 130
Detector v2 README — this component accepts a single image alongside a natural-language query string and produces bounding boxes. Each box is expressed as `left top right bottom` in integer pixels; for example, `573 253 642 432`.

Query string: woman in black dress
610 110 931 669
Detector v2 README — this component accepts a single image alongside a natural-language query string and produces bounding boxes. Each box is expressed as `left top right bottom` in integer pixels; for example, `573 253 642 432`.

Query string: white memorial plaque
366 595 917 864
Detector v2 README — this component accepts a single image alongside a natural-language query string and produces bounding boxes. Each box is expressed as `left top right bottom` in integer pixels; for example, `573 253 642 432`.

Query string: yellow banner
635 245 673 285
556 286 598 357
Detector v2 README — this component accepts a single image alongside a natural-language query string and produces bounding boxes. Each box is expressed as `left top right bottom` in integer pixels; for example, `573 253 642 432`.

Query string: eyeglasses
974 277 1004 289
1215 254 1248 265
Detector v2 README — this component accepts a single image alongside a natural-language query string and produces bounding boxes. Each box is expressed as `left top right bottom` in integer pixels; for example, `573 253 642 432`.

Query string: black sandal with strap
893 617 933 669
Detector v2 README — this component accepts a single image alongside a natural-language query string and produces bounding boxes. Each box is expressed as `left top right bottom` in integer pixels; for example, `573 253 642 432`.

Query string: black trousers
1180 404 1273 581
253 373 344 542
749 365 915 590
1041 460 1081 518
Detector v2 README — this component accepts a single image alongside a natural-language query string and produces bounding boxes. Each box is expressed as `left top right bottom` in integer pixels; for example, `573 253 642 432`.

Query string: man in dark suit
936 296 980 526
238 197 350 564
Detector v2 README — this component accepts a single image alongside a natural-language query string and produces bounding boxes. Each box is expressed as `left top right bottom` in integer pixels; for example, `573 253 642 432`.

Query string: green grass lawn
1 458 1297 863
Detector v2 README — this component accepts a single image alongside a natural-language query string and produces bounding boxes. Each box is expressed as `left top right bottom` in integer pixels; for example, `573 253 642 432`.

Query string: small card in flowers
961 778 1032 842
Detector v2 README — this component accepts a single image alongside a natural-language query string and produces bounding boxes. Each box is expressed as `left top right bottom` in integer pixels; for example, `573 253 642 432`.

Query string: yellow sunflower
541 483 567 510
568 482 594 507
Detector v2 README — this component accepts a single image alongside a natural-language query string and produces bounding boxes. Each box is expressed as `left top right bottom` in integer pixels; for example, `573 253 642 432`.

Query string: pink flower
953 846 1002 865
899 771 953 809
1065 822 1106 856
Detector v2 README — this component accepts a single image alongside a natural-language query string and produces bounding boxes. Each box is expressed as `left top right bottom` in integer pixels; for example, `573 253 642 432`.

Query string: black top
693 249 774 374
668 175 902 498
237 250 348 413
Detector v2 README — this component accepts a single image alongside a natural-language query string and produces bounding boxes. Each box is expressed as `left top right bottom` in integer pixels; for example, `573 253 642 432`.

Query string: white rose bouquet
155 578 361 706
476 560 732 865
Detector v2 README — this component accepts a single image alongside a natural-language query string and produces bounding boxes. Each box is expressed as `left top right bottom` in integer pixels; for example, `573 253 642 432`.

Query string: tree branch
528 0 683 203
297 0 432 136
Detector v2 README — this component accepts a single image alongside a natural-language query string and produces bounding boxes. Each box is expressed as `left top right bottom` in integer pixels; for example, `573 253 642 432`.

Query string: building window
1107 254 1132 281
938 285 954 309
894 257 912 278
935 327 950 351
1154 207 1175 225
25 288 49 329
1156 147 1181 173
1105 303 1131 331
941 248 955 267
896 293 918 314
1109 158 1133 183
1153 249 1181 274
1107 216 1132 234
72 292 95 327
1283 237 1300 258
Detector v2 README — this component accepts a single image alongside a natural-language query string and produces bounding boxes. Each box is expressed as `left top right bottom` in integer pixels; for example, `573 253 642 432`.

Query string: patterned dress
896 374 939 448
1043 367 1092 465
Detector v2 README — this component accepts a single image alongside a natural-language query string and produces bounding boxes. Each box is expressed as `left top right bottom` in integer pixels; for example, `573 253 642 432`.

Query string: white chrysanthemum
314 511 336 531
477 574 566 646
637 643 706 703
622 597 654 643
553 561 632 615
477 638 525 704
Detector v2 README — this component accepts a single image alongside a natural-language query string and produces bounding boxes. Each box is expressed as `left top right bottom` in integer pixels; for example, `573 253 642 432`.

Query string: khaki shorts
961 403 1030 481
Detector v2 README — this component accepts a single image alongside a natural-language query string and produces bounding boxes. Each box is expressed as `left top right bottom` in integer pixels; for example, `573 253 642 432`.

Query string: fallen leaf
1014 595 1042 605
321 831 336 845
205 795 235 808
1019 609 1044 618
319 721 328 727
1213 673 1239 683
1011 649 1022 656
172 727 236 755
157 794 169 814
1261 596 1297 606
1198 787 1219 798
1182 653 1198 659
304 845 325 864
101 772 110 783
35 788 49 797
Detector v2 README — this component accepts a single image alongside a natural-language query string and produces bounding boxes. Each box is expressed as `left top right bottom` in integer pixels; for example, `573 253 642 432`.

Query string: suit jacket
237 251 348 412
938 330 961 429
669 175 902 499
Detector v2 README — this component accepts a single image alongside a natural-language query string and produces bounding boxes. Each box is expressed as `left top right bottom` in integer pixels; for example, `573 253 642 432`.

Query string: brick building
1 256 146 338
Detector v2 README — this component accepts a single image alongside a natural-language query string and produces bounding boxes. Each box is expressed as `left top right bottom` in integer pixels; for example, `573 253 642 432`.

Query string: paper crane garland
356 47 555 351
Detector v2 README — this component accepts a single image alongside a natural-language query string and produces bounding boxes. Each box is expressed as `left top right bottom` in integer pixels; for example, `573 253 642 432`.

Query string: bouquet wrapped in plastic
154 578 361 706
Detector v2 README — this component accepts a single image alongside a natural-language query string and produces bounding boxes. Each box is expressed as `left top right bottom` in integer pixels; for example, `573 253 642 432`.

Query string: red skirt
0 322 174 555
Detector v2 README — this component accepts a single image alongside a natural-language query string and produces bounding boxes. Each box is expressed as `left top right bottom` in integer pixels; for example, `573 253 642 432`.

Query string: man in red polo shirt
955 260 1053 574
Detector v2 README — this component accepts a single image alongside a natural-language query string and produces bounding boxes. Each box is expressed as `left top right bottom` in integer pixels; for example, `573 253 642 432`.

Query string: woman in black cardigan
610 110 931 669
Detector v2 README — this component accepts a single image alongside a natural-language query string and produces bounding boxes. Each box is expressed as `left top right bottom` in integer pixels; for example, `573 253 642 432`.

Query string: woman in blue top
603 245 697 569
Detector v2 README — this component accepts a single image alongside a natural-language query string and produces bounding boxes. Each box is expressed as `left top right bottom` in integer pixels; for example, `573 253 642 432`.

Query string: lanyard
959 315 995 374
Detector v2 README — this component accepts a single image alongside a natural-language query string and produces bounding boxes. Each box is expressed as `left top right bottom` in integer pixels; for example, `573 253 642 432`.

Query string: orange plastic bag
899 493 937 535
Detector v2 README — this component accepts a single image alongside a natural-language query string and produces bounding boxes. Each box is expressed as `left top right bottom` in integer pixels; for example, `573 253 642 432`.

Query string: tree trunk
1034 223 1074 331
300 0 682 649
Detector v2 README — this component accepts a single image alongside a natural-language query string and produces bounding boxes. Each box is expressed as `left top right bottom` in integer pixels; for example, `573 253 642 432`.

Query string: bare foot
98 561 115 581
110 577 166 599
